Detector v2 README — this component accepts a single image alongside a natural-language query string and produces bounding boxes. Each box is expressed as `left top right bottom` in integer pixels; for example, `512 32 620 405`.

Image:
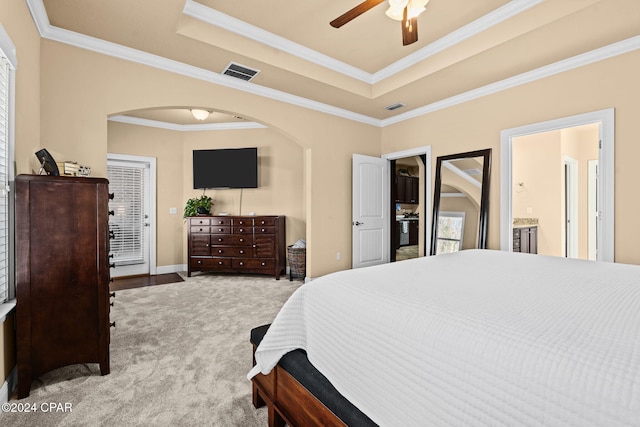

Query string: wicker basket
287 245 306 281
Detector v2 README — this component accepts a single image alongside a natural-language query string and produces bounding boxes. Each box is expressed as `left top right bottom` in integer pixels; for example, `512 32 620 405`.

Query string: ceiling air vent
222 62 260 81
384 102 406 111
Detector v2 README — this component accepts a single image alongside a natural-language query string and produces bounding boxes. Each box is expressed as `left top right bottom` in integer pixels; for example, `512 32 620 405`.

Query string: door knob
352 221 363 226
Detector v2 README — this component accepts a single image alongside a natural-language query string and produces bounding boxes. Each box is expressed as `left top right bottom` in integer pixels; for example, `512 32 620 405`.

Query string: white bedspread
248 250 640 426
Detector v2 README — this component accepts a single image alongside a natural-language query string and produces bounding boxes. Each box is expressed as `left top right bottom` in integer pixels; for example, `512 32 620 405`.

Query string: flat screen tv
193 148 258 189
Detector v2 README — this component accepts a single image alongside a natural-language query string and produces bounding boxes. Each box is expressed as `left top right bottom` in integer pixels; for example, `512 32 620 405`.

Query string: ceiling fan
330 0 430 46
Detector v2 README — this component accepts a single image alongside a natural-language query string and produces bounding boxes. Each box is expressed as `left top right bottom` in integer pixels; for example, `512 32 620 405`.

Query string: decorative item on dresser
188 215 286 279
15 174 115 398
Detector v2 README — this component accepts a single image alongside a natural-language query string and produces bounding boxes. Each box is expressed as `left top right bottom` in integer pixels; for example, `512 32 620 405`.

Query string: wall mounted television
193 148 258 189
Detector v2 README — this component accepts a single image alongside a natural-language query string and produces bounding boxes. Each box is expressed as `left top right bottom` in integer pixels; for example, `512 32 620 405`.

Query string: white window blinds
107 164 145 266
0 57 9 303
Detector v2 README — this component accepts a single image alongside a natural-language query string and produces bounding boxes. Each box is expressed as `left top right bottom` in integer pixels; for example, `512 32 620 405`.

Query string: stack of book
57 161 91 177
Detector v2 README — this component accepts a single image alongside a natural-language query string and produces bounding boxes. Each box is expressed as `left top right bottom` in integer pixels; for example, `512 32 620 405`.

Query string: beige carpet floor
1 273 300 427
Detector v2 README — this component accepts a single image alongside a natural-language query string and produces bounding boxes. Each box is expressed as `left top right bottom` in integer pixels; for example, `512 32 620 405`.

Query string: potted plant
183 194 213 218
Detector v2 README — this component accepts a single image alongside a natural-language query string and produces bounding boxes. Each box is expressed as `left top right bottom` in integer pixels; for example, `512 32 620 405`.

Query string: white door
352 154 390 268
107 154 156 277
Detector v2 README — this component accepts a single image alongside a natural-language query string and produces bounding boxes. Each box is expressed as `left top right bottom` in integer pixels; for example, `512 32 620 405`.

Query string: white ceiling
37 0 640 126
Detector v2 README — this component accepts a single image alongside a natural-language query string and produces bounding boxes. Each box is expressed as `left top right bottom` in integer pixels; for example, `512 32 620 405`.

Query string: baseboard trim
156 264 186 275
1 366 17 404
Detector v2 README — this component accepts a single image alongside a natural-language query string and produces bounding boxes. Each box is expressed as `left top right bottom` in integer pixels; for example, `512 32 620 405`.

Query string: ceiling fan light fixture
190 109 210 120
386 0 409 20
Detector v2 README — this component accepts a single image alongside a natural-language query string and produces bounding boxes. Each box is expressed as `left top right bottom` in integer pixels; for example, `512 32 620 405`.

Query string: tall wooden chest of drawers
15 175 113 398
187 215 286 279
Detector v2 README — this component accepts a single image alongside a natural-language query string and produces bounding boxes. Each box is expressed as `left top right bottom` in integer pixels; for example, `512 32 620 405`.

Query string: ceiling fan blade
401 7 418 46
330 0 386 28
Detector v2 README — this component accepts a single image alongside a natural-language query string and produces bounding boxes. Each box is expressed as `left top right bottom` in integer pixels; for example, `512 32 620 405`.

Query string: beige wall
39 40 380 278
107 122 185 268
513 130 563 256
382 49 640 266
0 0 41 392
4 0 640 396
181 128 306 262
108 123 305 270
512 124 599 258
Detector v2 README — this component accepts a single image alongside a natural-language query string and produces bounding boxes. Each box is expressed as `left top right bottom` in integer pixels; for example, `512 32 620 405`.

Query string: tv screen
193 148 258 189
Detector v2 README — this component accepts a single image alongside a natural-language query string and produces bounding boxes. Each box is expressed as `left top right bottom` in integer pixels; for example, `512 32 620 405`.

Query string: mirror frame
430 148 492 255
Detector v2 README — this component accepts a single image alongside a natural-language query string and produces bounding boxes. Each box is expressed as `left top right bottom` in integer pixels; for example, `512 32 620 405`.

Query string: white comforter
248 250 640 426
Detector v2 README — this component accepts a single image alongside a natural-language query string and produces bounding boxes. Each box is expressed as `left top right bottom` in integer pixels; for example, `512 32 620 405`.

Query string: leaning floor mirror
430 149 491 255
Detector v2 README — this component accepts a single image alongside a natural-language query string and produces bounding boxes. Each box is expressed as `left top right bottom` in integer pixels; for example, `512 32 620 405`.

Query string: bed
248 250 640 426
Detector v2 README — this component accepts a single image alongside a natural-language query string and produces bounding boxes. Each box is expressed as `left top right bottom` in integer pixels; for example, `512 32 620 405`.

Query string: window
436 211 465 255
0 25 16 306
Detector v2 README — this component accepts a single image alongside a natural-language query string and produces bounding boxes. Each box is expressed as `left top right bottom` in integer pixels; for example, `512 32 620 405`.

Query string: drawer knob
261 221 265 225
261 262 266 266
197 260 202 264
110 321 116 328
218 261 223 265
108 210 115 216
199 228 204 232
218 250 223 254
218 228 223 232
110 302 114 307
205 243 209 247
218 221 223 224
218 238 223 242
239 238 244 242
110 292 116 298
108 192 115 200
239 228 244 232
239 262 244 266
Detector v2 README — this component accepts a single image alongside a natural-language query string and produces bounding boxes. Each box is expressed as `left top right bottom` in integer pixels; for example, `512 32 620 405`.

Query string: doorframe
500 108 614 262
107 153 157 275
563 155 578 258
382 146 432 258
587 159 598 260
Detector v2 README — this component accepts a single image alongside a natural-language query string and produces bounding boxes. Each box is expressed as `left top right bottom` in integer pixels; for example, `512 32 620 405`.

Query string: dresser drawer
190 257 232 269
254 217 276 227
233 258 273 269
210 234 252 246
210 226 231 234
190 226 211 233
210 218 231 226
254 226 275 234
190 218 211 226
210 246 253 257
233 226 253 234
233 218 253 226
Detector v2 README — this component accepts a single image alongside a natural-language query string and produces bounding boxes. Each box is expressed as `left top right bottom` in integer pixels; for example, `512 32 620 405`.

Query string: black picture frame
35 149 60 176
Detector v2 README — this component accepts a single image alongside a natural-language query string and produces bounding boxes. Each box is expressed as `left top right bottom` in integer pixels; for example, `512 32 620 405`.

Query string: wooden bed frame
251 343 348 427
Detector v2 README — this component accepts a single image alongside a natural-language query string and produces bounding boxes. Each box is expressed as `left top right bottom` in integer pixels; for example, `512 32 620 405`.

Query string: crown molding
24 0 640 129
108 115 267 131
25 0 380 126
182 0 372 84
183 0 541 85
382 35 640 127
372 0 543 82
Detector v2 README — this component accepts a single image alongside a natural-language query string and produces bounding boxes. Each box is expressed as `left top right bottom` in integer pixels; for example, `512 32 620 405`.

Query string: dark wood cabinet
394 176 419 204
16 175 113 398
409 221 419 245
513 226 537 254
188 215 286 279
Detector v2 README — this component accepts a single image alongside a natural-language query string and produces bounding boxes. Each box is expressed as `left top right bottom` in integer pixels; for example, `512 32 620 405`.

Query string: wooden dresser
187 215 286 279
15 175 114 398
